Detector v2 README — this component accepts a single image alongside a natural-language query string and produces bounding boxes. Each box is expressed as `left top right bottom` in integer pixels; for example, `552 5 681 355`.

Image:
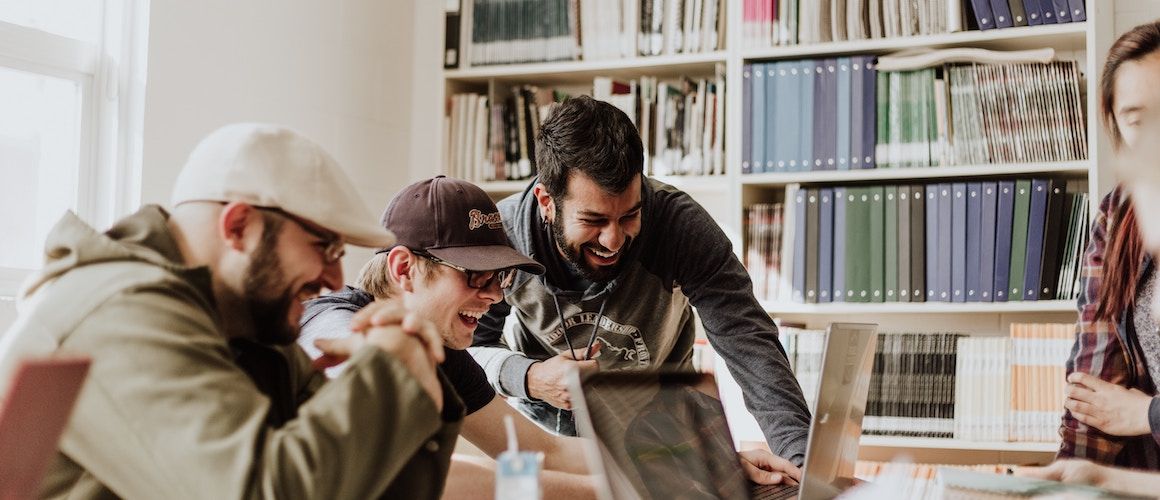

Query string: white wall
141 0 420 280
1115 0 1160 33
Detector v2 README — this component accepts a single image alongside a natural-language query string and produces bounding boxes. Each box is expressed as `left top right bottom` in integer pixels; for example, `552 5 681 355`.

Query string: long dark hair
1095 21 1160 321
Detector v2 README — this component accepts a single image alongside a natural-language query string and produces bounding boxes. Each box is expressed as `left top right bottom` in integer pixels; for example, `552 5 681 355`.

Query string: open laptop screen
574 371 750 500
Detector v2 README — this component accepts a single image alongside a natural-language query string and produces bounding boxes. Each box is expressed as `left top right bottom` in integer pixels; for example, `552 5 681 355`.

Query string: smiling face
242 208 345 345
390 248 504 349
538 172 643 282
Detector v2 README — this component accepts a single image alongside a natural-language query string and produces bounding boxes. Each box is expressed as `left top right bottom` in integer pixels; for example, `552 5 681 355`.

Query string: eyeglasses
417 252 516 290
256 207 346 264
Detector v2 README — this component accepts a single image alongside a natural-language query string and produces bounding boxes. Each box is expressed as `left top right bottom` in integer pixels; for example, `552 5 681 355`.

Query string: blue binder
1068 0 1086 22
979 182 999 302
952 183 967 303
793 187 807 302
937 184 953 302
1039 0 1057 23
970 0 997 30
989 0 1014 28
926 185 939 301
850 58 864 171
812 59 831 171
966 183 983 302
819 188 835 303
774 62 794 172
751 63 766 173
837 57 852 171
1051 0 1072 23
1023 0 1044 25
911 185 926 302
764 62 778 173
742 64 753 174
993 181 1016 302
862 57 877 169
1022 179 1050 301
833 186 848 302
799 60 816 173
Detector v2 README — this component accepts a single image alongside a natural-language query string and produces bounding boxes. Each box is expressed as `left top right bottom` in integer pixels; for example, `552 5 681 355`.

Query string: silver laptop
570 322 878 500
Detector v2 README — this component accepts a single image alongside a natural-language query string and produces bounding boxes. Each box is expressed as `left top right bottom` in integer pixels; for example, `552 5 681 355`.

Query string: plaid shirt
1059 186 1160 468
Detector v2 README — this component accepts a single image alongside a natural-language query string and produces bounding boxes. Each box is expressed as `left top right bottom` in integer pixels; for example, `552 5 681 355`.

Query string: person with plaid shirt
1056 21 1160 469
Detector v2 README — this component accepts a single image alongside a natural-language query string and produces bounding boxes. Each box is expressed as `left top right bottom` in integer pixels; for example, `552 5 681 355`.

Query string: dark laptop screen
579 371 750 500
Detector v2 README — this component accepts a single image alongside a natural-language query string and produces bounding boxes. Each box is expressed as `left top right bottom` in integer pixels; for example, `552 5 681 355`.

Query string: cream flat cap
171 123 394 248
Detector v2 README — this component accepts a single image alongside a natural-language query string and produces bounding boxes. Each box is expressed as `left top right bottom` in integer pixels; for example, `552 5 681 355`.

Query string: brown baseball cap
381 176 544 274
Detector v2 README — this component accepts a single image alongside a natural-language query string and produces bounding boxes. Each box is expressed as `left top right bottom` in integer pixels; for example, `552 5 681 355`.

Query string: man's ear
218 202 262 253
386 246 418 293
533 183 556 224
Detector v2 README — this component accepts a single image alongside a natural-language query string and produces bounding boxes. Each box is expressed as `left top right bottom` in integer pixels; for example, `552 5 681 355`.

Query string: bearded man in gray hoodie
469 95 811 481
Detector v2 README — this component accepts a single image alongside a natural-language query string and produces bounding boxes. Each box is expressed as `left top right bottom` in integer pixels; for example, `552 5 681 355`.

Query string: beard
552 204 631 283
242 222 298 345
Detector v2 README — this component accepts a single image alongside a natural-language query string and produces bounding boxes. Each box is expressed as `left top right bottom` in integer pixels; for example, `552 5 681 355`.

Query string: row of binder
745 178 1090 304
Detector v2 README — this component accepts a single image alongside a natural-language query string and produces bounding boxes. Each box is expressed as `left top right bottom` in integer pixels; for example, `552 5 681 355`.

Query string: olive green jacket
0 206 463 499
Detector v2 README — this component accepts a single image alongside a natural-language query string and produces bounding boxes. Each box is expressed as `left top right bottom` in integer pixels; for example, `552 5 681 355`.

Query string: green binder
846 187 871 302
870 185 886 302
885 185 899 302
1008 180 1032 302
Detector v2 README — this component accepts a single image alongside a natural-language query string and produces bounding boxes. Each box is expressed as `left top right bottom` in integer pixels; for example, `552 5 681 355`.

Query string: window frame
0 0 148 297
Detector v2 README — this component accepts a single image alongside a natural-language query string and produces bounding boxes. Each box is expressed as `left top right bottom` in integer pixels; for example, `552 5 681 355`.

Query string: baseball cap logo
468 209 503 230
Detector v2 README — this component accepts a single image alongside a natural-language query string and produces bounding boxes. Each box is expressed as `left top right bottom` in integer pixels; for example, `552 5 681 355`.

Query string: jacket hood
22 206 202 298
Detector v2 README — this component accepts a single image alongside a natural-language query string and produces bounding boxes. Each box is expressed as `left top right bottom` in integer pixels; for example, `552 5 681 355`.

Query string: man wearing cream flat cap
0 123 461 499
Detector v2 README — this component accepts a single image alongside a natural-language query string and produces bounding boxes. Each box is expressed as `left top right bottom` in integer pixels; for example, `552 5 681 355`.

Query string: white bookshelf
440 0 1112 467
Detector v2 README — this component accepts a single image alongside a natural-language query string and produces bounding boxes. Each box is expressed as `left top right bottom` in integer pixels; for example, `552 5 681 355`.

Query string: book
898 184 912 302
1021 179 1050 301
833 186 848 302
952 183 967 302
960 183 981 303
819 187 835 303
993 181 1016 302
937 183 952 302
910 184 926 302
870 186 886 302
806 188 821 303
885 186 899 302
1007 179 1032 302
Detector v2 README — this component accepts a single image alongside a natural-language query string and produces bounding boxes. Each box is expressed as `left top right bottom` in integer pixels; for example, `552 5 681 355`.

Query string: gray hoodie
469 177 810 464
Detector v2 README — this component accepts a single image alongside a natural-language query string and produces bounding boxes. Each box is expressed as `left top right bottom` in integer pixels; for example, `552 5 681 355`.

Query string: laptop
0 356 91 500
570 322 878 500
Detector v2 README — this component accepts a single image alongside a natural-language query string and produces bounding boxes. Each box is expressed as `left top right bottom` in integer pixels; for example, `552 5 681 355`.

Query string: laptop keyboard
751 483 798 500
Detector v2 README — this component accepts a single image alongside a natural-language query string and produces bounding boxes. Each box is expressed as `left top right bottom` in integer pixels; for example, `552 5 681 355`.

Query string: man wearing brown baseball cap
0 123 460 499
300 176 598 498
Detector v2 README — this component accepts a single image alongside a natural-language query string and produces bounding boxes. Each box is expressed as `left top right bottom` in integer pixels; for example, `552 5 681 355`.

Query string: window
0 0 148 296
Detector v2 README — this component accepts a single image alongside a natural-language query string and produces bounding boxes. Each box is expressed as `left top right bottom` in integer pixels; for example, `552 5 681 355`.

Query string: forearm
468 345 538 399
542 435 591 475
1098 467 1160 497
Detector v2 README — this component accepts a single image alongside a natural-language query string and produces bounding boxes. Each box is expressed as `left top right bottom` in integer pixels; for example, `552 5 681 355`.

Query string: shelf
445 51 727 84
762 300 1077 315
739 161 1091 187
859 436 1060 453
741 23 1087 61
478 180 531 194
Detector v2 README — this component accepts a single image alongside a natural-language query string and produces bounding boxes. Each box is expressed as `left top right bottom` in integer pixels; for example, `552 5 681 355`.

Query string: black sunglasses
416 252 516 290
